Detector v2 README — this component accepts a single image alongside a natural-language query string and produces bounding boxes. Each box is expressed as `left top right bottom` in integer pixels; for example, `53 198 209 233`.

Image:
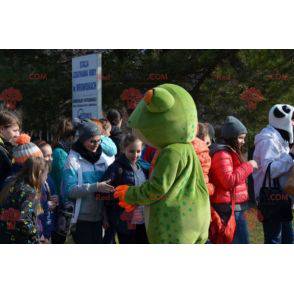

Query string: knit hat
13 134 43 164
77 120 101 143
221 116 247 140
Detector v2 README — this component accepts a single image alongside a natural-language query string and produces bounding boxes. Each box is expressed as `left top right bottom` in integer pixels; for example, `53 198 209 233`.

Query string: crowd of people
0 101 293 244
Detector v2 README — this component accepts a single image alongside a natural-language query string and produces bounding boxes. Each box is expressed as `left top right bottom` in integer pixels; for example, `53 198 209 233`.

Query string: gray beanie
77 120 101 143
221 116 247 140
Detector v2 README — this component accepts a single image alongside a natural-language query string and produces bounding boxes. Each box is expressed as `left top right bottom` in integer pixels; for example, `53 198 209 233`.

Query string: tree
0 49 293 146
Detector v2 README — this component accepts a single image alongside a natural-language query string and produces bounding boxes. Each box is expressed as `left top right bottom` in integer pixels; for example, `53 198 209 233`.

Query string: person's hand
50 195 59 206
102 220 110 230
97 180 115 193
39 235 50 244
48 201 57 210
114 185 135 212
114 185 129 201
248 160 258 169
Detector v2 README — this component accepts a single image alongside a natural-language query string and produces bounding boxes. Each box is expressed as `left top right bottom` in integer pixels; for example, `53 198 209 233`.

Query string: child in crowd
102 133 148 244
50 118 76 243
51 118 76 195
9 134 54 243
0 110 21 189
209 116 258 243
107 109 123 158
197 122 213 147
99 118 112 137
36 140 59 244
192 123 215 196
90 118 117 164
0 157 49 244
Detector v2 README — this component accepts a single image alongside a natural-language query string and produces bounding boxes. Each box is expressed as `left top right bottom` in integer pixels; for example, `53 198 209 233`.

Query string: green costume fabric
125 83 210 244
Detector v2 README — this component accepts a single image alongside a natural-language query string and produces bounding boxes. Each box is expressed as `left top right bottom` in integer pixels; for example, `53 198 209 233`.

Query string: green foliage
0 49 293 146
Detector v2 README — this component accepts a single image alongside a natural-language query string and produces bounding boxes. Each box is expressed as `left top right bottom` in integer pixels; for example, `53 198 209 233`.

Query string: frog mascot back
115 83 210 244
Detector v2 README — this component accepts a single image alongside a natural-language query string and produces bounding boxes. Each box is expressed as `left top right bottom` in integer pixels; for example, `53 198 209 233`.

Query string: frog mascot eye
144 87 175 113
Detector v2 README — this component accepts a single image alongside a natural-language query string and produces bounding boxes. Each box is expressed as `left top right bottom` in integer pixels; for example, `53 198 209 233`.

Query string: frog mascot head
128 83 197 148
114 83 210 244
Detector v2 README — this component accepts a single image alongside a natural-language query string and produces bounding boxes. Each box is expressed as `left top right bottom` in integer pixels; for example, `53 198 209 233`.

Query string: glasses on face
90 139 101 145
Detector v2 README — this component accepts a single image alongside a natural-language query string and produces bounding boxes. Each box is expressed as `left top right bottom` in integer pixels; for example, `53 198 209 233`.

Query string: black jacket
109 126 123 158
0 138 13 189
102 154 146 234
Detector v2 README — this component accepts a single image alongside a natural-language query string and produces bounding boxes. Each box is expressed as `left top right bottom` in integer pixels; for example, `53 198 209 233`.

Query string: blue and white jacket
61 149 114 223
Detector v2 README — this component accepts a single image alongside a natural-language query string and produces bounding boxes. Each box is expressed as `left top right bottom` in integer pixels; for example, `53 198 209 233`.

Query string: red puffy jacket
209 146 253 204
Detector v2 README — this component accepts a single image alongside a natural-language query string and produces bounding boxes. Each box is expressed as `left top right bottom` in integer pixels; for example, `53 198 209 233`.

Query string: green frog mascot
114 83 210 244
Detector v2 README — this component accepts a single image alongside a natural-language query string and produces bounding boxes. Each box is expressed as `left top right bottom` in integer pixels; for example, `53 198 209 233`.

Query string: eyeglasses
90 139 101 145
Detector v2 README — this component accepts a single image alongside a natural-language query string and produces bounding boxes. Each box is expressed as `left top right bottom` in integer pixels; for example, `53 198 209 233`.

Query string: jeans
73 220 102 244
51 232 66 244
102 227 116 244
117 224 149 244
262 221 293 244
232 210 250 244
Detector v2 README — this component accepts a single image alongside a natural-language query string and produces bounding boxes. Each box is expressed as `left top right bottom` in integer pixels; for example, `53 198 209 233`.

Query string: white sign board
72 53 102 120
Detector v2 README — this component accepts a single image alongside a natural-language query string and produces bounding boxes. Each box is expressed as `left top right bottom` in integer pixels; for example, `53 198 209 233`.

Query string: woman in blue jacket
61 121 115 244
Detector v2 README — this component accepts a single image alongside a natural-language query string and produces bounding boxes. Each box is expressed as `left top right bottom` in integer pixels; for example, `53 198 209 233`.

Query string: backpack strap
230 188 236 216
71 166 83 224
262 162 273 189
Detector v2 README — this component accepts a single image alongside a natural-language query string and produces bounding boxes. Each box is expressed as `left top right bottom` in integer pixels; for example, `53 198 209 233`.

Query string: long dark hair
223 137 245 162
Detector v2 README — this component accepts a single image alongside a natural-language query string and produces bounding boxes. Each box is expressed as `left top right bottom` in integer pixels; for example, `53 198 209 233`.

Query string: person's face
117 119 123 128
41 145 53 162
101 126 111 137
124 140 142 164
83 135 101 153
0 124 20 145
237 134 246 148
105 126 111 137
203 134 212 147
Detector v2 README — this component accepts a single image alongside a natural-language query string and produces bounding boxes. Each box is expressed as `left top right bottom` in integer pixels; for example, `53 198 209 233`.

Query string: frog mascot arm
114 84 210 244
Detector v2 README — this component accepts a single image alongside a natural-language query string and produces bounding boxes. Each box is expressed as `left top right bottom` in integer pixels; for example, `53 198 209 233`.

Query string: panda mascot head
269 104 294 144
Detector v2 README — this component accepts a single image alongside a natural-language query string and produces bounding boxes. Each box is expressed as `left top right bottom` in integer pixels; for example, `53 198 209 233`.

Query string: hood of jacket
254 125 289 149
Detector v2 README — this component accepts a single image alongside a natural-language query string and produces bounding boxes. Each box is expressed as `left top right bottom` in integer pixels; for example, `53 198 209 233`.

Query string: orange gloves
113 185 135 212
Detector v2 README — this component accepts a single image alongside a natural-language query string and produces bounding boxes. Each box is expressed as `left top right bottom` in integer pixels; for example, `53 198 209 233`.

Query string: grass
245 207 294 244
244 207 264 244
65 207 291 244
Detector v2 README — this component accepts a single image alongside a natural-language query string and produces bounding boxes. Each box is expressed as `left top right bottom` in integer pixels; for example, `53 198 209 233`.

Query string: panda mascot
252 104 294 244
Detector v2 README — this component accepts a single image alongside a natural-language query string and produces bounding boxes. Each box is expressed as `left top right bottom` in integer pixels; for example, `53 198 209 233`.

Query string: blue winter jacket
61 149 112 222
38 176 57 239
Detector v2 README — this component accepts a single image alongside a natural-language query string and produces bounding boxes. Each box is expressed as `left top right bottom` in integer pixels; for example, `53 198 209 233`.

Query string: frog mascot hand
114 83 210 244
